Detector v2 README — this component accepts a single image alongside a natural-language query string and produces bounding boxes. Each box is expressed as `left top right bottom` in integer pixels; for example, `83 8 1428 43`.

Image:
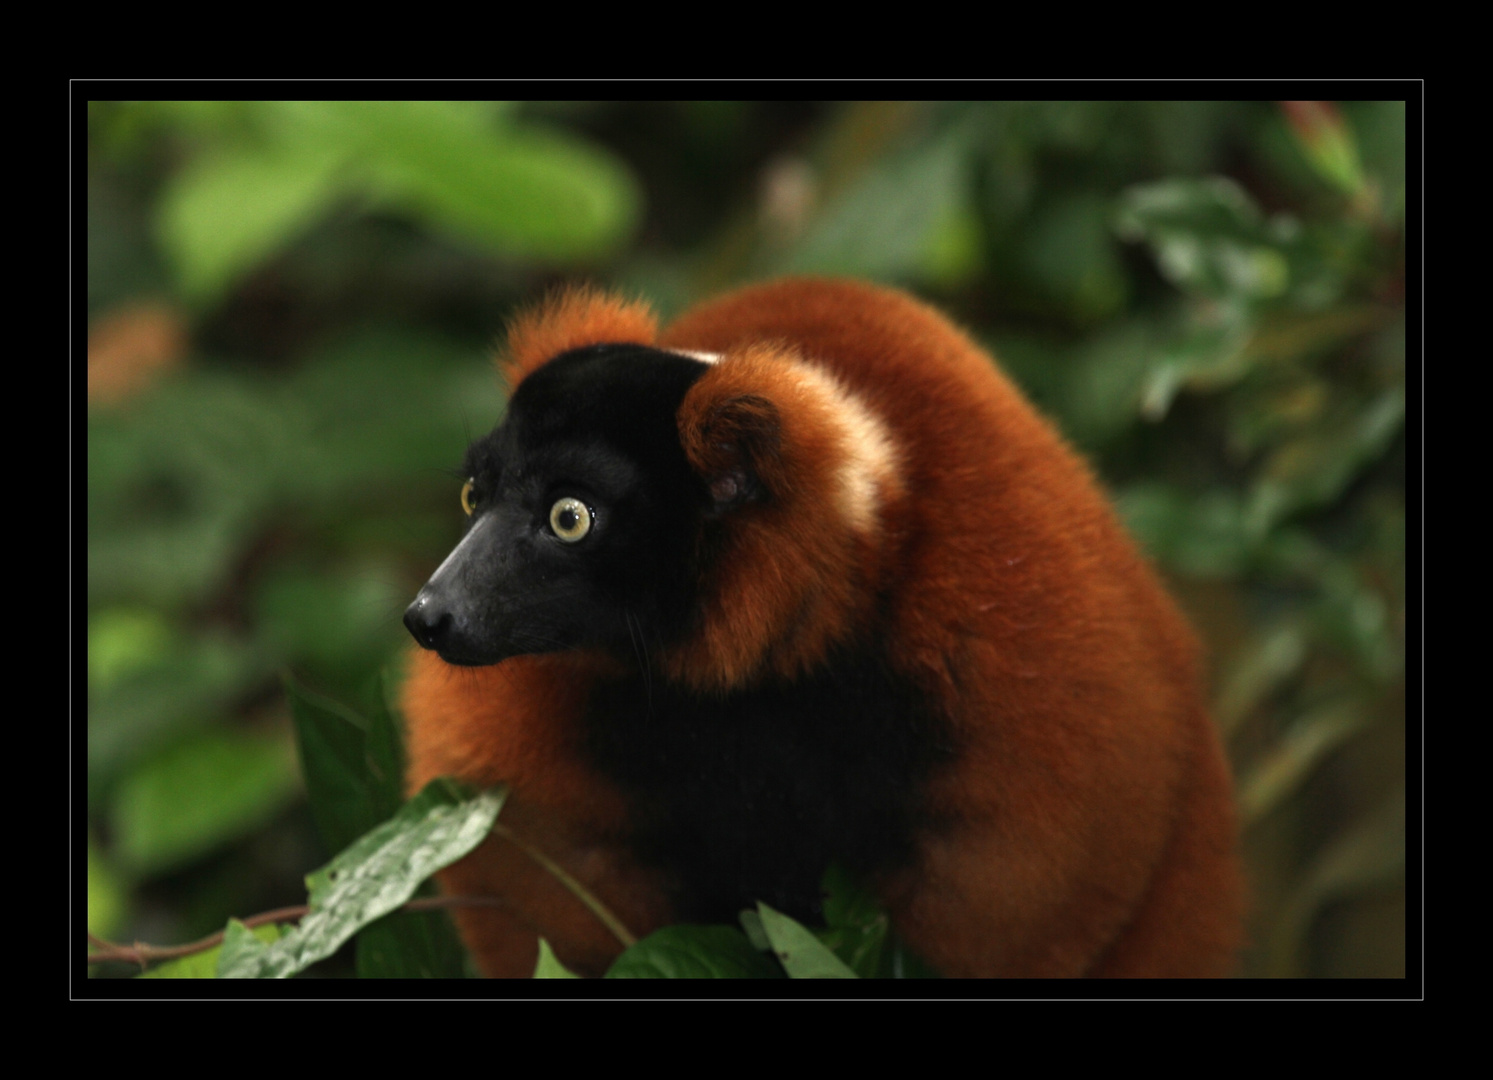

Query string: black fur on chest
578 646 953 927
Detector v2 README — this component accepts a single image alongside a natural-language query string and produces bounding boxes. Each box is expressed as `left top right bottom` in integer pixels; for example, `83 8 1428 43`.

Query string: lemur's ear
680 391 780 515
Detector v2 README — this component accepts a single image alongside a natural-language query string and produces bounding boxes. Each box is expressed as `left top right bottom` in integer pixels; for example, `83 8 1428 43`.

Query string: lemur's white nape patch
786 360 901 536
669 349 723 365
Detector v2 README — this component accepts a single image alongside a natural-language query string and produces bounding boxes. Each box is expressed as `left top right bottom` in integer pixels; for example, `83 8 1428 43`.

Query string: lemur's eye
549 497 592 542
460 479 477 516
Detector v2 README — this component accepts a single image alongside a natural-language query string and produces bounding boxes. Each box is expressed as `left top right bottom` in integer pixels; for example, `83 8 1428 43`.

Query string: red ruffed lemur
401 278 1244 978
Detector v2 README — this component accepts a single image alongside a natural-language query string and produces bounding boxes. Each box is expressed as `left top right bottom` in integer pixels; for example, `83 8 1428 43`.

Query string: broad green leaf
254 566 406 688
290 675 465 977
88 607 176 695
881 939 943 979
360 674 464 980
1138 302 1255 419
217 781 503 978
754 902 857 979
87 631 268 798
534 939 581 979
156 145 344 305
1047 323 1153 446
1015 191 1128 321
111 728 299 877
139 923 283 979
1118 484 1251 578
394 127 639 259
87 372 314 607
1345 101 1406 226
1279 101 1368 199
287 675 378 857
152 100 639 306
87 838 127 942
1115 177 1294 302
1245 385 1406 536
259 99 504 151
605 924 782 979
276 100 639 259
1312 560 1402 682
279 326 506 479
918 202 985 288
784 135 966 280
739 907 771 952
817 865 889 978
355 901 469 979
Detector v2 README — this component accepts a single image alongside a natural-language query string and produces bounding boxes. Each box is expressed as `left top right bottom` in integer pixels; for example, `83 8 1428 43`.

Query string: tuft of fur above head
502 286 658 388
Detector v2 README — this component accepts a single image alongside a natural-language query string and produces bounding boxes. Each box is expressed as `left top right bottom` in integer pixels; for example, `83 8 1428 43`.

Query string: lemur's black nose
403 593 451 652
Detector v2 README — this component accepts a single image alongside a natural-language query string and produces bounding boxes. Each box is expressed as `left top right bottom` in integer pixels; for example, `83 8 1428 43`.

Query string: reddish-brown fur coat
402 278 1244 978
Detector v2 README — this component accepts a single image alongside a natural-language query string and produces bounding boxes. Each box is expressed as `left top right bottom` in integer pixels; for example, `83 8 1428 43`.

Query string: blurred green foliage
85 99 1409 983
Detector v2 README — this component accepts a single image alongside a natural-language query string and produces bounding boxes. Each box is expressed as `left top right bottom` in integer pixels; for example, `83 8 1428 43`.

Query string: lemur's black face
404 345 711 667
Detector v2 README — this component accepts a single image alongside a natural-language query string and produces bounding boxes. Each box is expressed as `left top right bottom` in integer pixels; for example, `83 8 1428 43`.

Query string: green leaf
1138 302 1255 420
1312 559 1402 682
816 865 890 978
280 100 639 259
605 925 782 979
156 144 344 305
217 780 504 978
1014 191 1128 321
287 674 379 857
880 939 943 979
1115 177 1293 302
1041 323 1152 446
754 902 858 979
87 631 269 798
140 923 284 979
111 728 300 877
1344 101 1406 226
152 101 640 305
289 676 465 977
784 135 966 280
88 607 176 695
534 939 581 979
738 907 771 952
87 838 127 942
398 126 640 259
1245 385 1405 536
1118 484 1251 578
255 568 406 685
355 900 470 979
87 371 311 606
918 201 986 288
1279 101 1368 199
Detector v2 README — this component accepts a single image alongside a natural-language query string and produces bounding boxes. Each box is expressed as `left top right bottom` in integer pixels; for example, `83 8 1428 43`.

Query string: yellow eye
460 479 477 516
549 497 592 542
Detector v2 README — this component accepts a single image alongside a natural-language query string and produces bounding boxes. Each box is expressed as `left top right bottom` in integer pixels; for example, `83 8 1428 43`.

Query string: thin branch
491 823 638 948
84 895 509 968
85 820 638 972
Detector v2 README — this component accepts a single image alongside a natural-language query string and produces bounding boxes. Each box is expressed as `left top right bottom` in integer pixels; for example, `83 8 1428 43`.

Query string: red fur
667 342 900 691
403 278 1244 978
501 286 657 387
402 649 673 975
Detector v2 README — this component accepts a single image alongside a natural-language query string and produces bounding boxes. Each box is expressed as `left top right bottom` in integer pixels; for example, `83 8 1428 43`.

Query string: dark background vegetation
84 98 1411 981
